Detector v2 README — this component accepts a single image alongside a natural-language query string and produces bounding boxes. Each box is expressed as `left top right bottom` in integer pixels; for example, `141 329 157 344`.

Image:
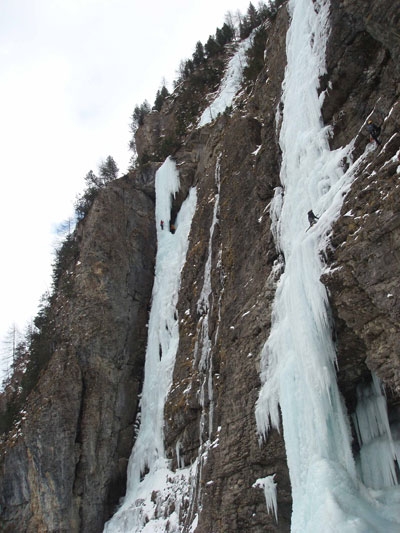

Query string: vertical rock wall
320 0 400 416
162 0 400 529
164 7 292 531
1 1 399 531
0 174 157 532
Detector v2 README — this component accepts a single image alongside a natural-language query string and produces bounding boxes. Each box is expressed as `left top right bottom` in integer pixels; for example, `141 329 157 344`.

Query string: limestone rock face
135 110 175 163
1 1 400 531
160 0 400 529
164 7 292 531
0 173 156 532
319 0 400 416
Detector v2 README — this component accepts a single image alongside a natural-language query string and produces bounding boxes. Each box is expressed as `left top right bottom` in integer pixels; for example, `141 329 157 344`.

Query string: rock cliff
1 175 157 531
1 0 399 531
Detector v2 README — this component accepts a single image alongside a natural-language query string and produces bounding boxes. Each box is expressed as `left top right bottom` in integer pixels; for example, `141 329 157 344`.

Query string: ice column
353 373 399 489
195 156 221 444
104 157 197 532
256 0 400 530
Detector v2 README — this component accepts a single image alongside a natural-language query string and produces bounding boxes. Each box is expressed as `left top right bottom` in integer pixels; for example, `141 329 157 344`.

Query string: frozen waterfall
198 34 253 127
256 0 400 531
104 157 197 532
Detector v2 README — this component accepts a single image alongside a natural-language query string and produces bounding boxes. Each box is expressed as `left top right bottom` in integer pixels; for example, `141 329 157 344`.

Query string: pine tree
247 2 260 28
2 324 21 372
192 41 205 67
153 85 170 112
131 101 151 130
216 23 234 47
99 156 119 184
243 25 267 82
240 2 262 38
84 170 100 188
204 35 220 58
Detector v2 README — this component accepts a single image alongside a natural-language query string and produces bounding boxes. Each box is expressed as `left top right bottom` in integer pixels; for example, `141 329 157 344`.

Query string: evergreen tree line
128 1 284 167
75 155 119 221
175 0 283 88
0 156 119 437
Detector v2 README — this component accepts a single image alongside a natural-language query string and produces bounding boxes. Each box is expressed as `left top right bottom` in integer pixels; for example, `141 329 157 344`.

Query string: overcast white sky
0 0 254 379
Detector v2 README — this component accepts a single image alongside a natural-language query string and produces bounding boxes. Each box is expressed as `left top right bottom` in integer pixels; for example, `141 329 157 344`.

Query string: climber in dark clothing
160 220 164 230
308 210 319 227
367 120 382 146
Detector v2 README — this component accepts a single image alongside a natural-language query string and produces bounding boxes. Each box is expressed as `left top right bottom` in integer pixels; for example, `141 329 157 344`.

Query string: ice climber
367 120 382 146
307 210 319 228
160 220 164 230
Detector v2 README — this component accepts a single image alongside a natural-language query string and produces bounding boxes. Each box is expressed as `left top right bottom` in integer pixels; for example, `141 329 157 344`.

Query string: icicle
352 373 399 489
253 475 278 522
176 440 183 470
195 155 221 444
269 186 284 253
